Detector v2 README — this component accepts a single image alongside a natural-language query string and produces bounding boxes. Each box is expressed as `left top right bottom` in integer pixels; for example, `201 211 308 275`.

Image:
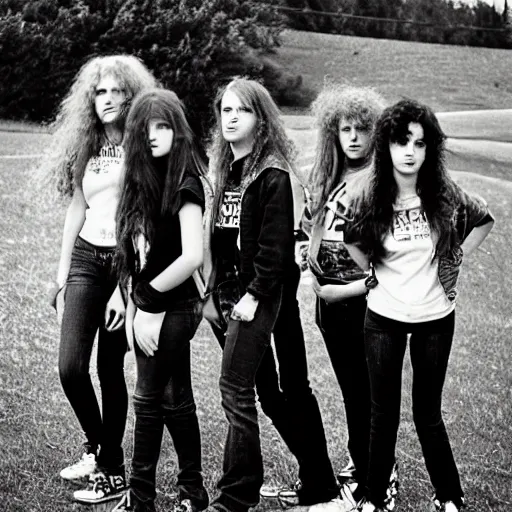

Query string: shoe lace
89 472 110 493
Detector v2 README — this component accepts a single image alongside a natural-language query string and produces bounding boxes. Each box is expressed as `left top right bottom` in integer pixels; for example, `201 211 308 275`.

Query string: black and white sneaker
433 496 466 512
73 470 127 504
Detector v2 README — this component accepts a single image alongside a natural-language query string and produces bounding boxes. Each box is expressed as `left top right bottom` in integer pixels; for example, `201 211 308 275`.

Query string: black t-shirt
132 173 205 304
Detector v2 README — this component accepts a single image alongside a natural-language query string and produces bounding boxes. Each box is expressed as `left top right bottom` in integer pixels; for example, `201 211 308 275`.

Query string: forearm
336 279 367 300
150 254 203 293
461 221 494 257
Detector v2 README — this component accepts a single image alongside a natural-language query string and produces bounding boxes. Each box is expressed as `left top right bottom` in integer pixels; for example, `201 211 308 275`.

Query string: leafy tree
0 0 314 137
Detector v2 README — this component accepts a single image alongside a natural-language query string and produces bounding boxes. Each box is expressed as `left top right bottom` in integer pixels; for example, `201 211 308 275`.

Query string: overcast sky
462 0 506 13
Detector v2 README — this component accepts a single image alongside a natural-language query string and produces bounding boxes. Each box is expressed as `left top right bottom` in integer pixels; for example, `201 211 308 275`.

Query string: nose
148 127 156 142
405 141 415 155
349 127 357 141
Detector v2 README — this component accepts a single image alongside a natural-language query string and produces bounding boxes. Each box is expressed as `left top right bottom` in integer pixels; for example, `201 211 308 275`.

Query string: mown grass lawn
276 30 512 114
1 30 512 512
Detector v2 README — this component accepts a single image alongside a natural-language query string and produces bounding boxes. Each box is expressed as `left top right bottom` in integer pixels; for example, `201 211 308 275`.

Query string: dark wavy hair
355 99 461 261
208 77 295 232
116 88 208 284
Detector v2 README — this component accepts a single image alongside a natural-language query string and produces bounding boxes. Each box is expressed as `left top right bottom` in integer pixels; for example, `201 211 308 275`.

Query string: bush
0 0 313 138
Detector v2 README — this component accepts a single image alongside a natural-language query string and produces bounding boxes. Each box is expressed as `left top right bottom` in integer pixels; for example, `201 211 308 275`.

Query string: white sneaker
59 452 97 480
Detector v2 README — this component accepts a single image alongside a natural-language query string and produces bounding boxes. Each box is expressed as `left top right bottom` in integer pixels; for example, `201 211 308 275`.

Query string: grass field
1 31 511 512
277 30 512 114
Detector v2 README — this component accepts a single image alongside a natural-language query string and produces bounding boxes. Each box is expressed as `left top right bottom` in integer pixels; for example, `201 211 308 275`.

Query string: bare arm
150 202 204 292
311 275 367 303
133 202 204 356
56 188 87 286
460 220 494 257
344 243 371 271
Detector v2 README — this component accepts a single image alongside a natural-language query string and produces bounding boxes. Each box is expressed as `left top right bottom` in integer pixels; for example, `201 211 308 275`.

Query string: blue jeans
210 265 338 507
364 309 464 508
59 236 128 472
316 294 370 496
130 300 208 512
214 288 282 512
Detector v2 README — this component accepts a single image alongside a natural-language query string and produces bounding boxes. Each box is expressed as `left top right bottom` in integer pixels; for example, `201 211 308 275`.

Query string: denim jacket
437 189 494 302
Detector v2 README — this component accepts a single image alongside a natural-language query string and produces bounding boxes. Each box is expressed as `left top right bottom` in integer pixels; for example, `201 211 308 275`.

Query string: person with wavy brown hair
42 55 157 504
346 99 494 512
204 77 339 512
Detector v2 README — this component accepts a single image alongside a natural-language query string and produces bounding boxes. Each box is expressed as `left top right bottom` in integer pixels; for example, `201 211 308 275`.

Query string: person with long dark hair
203 77 339 512
110 88 209 512
345 99 494 512
41 55 157 504
301 84 400 509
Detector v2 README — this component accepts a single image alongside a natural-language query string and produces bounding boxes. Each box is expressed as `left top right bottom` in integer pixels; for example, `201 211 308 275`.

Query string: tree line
0 0 314 136
274 0 511 48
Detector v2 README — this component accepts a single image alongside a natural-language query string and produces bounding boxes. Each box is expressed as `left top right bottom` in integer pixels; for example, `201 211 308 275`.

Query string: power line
273 5 508 33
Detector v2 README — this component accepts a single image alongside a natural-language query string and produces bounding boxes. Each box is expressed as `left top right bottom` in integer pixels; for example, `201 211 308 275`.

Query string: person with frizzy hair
345 99 494 512
299 84 401 510
203 77 339 512
111 88 209 512
43 55 157 504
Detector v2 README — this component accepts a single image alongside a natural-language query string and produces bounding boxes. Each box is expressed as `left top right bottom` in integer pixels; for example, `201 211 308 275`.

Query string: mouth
103 108 116 115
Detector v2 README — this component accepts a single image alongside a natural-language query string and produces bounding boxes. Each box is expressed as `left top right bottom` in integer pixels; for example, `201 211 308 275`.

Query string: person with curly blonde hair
43 54 157 505
301 85 399 509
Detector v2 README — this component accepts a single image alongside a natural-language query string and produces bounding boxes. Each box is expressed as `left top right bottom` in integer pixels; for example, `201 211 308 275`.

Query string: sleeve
246 169 295 299
460 189 494 239
177 174 205 211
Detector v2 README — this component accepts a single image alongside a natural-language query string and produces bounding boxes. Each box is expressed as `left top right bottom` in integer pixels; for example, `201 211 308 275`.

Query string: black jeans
59 236 127 472
364 309 464 507
316 294 370 492
211 265 338 511
130 300 208 512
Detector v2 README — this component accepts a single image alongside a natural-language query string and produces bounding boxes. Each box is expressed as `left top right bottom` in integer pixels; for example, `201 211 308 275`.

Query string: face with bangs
148 116 174 158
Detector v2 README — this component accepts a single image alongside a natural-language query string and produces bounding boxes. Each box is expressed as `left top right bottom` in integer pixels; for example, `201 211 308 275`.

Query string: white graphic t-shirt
368 195 454 322
80 142 124 247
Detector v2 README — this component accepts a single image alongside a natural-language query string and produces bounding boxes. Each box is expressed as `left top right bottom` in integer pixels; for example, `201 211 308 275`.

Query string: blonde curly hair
308 84 386 219
39 55 157 197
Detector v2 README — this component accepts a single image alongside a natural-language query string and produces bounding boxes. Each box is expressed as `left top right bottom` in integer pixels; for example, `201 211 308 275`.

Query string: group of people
43 54 494 512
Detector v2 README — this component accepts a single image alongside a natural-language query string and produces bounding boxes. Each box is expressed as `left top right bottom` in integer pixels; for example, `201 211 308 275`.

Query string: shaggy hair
208 77 295 231
39 55 157 197
308 84 386 219
355 99 461 261
116 88 208 284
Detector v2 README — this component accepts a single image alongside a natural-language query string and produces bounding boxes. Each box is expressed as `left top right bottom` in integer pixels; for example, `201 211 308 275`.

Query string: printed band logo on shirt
86 144 123 174
217 191 241 229
393 207 430 241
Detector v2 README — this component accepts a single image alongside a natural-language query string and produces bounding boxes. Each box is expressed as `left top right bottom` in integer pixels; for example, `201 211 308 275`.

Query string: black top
132 173 205 308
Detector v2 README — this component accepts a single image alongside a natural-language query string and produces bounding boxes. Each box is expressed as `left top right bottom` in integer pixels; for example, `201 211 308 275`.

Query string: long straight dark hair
116 88 208 284
355 99 461 261
208 77 295 233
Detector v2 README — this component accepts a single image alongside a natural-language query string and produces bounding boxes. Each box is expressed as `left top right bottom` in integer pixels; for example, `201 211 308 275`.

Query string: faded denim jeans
59 236 127 472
